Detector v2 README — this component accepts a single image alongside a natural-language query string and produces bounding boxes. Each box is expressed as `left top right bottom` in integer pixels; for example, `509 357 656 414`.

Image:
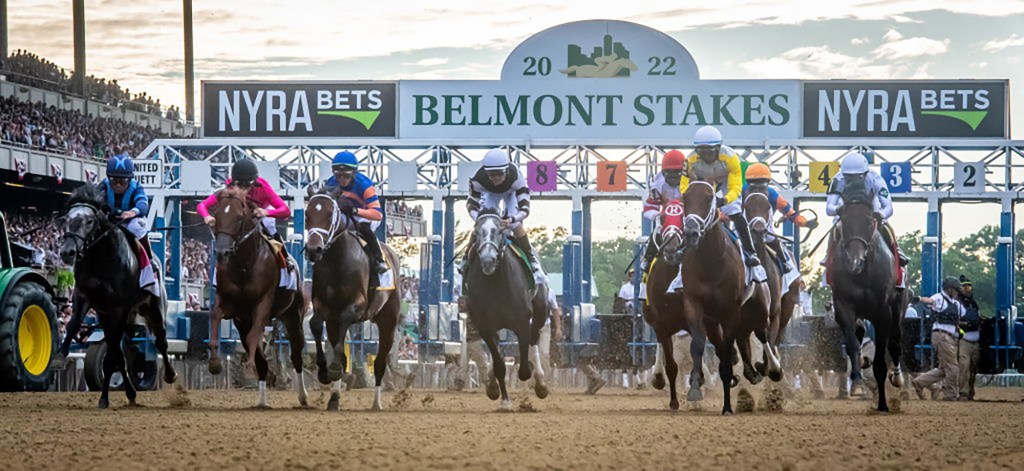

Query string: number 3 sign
596 161 628 192
526 161 558 192
880 162 912 194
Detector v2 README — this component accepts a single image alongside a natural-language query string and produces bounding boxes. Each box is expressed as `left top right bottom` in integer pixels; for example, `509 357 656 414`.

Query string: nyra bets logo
203 82 397 138
803 81 1006 138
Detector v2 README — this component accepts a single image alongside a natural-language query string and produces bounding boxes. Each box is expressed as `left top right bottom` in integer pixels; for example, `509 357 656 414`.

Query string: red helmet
662 150 685 171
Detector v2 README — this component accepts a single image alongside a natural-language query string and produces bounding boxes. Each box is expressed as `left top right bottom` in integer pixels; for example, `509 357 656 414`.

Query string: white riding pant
125 217 149 239
355 216 381 231
721 199 742 217
480 192 524 230
261 217 278 236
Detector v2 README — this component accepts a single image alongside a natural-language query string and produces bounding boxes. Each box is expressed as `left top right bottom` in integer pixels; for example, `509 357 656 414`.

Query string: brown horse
304 187 404 411
680 181 779 415
741 187 799 384
642 199 707 409
206 186 308 408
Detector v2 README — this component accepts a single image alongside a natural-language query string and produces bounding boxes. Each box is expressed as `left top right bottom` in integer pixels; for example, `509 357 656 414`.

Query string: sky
7 0 1024 249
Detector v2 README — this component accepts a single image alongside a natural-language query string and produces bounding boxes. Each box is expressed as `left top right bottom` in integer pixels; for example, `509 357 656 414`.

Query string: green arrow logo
921 110 988 131
317 110 382 130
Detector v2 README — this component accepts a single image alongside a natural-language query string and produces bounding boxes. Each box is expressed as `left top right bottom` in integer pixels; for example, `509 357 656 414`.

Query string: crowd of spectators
4 210 64 269
178 237 211 283
386 200 423 220
1 95 169 161
1 50 181 119
400 275 420 302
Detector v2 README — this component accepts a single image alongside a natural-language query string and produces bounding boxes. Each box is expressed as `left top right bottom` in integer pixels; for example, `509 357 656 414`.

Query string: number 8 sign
526 161 558 192
880 162 912 194
596 161 628 192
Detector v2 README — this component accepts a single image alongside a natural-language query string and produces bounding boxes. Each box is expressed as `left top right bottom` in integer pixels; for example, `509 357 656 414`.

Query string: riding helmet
941 276 963 293
840 153 870 175
693 126 722 146
332 151 359 169
231 159 259 181
106 154 135 178
662 150 686 171
745 163 772 181
482 148 511 171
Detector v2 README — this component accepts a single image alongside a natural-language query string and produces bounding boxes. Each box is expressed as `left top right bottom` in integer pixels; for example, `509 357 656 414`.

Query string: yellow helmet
745 163 771 181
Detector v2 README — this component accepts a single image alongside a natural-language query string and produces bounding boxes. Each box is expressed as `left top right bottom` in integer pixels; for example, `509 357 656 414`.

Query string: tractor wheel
84 341 159 391
0 281 58 391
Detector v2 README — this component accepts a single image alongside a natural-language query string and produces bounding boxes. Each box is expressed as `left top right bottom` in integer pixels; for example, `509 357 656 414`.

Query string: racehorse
304 186 404 411
642 199 708 409
59 185 176 409
743 187 801 383
463 209 549 410
680 181 781 415
829 184 908 412
206 186 308 408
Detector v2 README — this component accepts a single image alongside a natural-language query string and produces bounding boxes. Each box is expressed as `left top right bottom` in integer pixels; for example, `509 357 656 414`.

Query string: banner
50 162 63 184
202 81 398 138
15 158 27 181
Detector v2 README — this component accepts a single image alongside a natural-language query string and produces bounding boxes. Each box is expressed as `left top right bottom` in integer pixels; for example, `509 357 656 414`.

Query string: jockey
743 163 819 272
98 153 152 257
198 159 291 244
825 152 908 266
679 125 761 267
640 149 686 273
466 148 545 284
323 151 388 274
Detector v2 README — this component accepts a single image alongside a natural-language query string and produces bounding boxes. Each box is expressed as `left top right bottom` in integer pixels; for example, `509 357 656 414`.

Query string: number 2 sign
596 161 628 192
527 161 558 192
953 162 986 193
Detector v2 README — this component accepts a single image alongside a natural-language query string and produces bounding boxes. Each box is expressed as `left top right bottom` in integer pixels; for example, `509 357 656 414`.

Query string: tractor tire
84 342 108 391
0 281 58 391
84 341 159 391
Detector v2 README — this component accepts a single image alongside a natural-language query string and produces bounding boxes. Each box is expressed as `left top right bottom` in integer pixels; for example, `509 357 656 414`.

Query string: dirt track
0 385 1021 470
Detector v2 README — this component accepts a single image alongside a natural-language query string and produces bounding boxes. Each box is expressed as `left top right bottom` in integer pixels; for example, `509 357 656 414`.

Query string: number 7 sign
596 161 628 192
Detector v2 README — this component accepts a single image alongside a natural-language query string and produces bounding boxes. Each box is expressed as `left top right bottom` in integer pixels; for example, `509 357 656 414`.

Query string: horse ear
306 185 316 197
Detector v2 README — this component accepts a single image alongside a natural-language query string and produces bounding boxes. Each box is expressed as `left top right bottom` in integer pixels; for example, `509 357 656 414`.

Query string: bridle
213 193 262 256
683 181 720 241
306 193 353 256
475 214 506 261
657 201 685 254
839 202 879 257
62 202 125 263
743 190 771 233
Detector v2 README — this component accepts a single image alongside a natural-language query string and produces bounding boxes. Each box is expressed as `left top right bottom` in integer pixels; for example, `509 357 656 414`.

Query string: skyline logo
560 34 638 78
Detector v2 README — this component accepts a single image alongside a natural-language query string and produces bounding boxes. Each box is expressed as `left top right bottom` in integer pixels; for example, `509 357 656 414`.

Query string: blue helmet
107 154 135 178
332 151 358 169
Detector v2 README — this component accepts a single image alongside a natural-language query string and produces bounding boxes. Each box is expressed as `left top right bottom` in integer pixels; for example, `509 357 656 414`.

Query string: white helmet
840 152 870 174
693 126 722 146
482 148 510 171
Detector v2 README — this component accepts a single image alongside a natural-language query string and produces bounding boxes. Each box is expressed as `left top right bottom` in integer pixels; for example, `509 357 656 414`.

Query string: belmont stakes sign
201 20 1009 141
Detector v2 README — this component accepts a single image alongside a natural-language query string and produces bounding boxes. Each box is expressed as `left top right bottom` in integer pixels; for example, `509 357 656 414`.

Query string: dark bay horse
680 181 780 415
304 187 404 411
742 188 800 384
830 189 907 412
464 209 549 410
642 199 707 409
206 186 308 408
59 185 176 409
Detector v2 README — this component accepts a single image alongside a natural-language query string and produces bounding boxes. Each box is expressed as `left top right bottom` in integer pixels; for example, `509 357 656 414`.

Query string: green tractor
0 212 59 391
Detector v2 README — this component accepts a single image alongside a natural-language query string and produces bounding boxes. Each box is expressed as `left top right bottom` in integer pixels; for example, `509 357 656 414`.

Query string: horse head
474 208 506 276
742 186 772 247
837 201 877 275
304 185 355 263
210 186 259 263
681 180 718 249
60 184 111 265
658 199 686 265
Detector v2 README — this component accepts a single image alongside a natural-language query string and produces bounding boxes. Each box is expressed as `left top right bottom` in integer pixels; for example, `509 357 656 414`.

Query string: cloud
982 34 1024 52
970 62 989 69
883 29 903 42
873 37 950 60
851 37 870 45
405 58 451 67
739 46 895 79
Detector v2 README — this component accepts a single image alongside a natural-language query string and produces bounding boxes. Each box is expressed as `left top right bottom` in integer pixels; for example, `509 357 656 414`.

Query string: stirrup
744 253 761 267
374 260 389 274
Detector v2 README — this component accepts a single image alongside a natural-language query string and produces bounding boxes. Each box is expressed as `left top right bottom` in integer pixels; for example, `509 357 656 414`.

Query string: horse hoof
371 401 383 412
327 366 344 383
755 362 766 375
535 384 549 400
498 399 513 412
889 372 904 388
768 369 784 383
317 369 331 385
98 398 109 410
877 405 890 413
327 393 340 411
851 384 866 397
669 399 679 411
652 374 666 390
486 382 500 401
721 409 733 416
687 388 704 402
208 358 223 375
729 376 740 388
164 369 178 384
743 368 763 385
518 366 532 382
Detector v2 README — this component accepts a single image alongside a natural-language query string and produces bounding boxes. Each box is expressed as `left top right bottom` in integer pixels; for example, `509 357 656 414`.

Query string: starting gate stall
131 20 1022 371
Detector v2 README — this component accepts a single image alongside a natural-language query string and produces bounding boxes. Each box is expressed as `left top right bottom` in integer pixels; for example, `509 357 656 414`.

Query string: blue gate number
881 162 912 194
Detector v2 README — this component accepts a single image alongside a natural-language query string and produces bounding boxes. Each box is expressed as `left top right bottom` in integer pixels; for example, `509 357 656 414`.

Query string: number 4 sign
953 162 986 193
880 162 912 194
808 161 840 193
596 161 628 192
526 161 558 192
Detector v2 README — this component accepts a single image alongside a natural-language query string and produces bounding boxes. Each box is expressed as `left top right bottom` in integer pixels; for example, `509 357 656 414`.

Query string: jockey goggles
695 144 720 162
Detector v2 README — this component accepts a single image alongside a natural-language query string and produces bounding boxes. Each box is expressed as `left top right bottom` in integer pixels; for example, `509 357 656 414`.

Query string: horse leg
755 327 784 382
652 341 667 390
873 323 891 412
327 377 343 412
483 332 510 410
372 313 399 411
309 313 330 385
281 306 308 407
327 307 357 383
516 325 533 382
254 341 270 409
208 302 226 375
834 301 865 396
658 334 679 410
139 298 176 385
245 296 274 375
718 336 736 416
887 315 905 389
687 328 709 401
738 330 762 385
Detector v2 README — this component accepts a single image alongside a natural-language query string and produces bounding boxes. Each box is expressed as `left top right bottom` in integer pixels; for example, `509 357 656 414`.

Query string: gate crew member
912 277 966 401
957 275 981 401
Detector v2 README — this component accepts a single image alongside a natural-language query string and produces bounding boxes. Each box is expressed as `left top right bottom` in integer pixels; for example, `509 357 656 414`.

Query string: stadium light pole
72 0 86 96
183 0 195 123
1 0 8 58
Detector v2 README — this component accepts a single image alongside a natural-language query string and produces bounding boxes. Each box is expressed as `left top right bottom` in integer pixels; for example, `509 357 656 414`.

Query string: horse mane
219 185 250 202
478 207 501 217
841 175 872 205
68 183 107 210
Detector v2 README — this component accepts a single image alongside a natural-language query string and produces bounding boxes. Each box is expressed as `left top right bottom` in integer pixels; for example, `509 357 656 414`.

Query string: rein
683 181 721 240
62 203 128 262
306 193 353 255
213 193 263 260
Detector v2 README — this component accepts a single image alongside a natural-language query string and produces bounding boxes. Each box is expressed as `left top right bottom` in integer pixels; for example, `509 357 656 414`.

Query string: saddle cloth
666 229 766 295
766 245 801 297
132 240 160 298
353 233 396 291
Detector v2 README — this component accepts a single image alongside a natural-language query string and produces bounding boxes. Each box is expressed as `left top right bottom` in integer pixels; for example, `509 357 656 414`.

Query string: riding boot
640 235 659 275
728 213 761 267
358 223 388 274
879 222 909 266
768 238 793 273
512 234 546 284
139 234 154 260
